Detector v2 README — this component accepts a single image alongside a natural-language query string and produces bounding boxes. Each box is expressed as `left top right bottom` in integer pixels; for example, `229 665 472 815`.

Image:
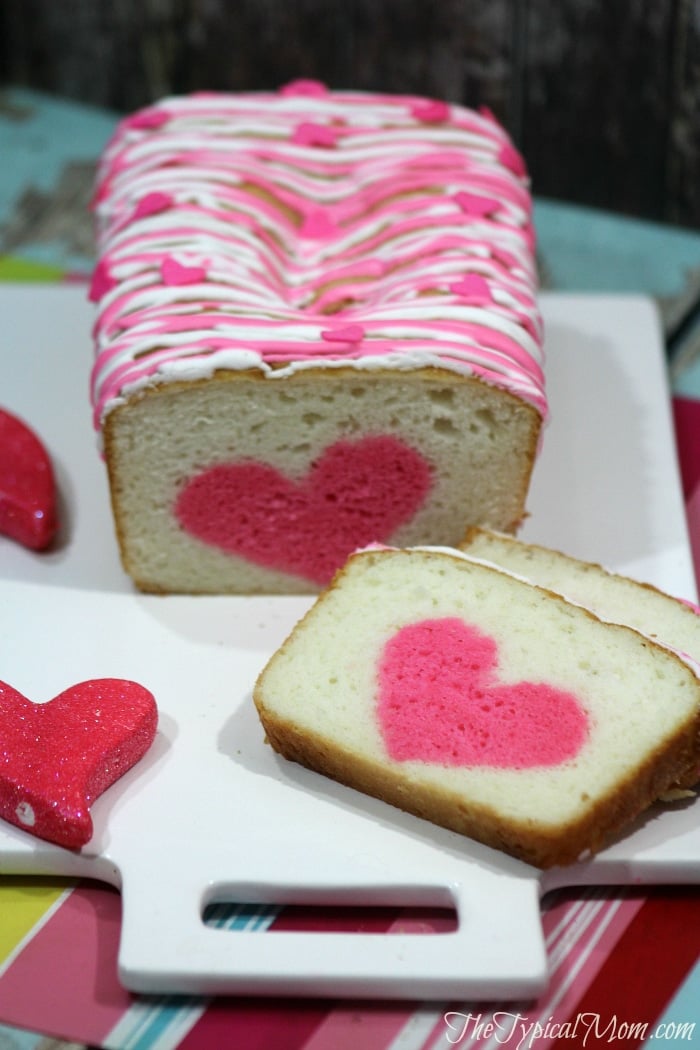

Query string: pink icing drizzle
90 87 545 428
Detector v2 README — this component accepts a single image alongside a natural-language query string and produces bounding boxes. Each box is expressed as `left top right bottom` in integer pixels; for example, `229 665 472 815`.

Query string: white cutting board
0 286 698 1001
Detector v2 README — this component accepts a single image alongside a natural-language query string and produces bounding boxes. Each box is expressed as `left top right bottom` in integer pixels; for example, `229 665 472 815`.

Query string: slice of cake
253 546 700 868
459 528 700 665
459 527 700 789
89 84 545 594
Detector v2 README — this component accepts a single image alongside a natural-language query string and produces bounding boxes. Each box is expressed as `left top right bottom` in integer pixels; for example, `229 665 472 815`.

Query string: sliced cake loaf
253 546 700 868
89 85 545 594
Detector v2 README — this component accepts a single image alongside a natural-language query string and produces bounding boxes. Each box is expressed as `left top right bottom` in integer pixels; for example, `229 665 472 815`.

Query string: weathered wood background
2 0 700 230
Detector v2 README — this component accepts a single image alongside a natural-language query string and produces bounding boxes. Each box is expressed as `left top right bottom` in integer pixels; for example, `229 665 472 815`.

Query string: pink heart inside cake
378 617 589 768
175 435 432 584
89 88 546 595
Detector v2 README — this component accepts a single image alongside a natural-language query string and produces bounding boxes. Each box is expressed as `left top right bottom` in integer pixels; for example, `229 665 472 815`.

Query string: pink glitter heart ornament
378 618 588 768
0 678 158 849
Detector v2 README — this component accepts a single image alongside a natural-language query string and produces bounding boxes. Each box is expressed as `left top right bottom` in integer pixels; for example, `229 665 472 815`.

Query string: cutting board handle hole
202 898 458 934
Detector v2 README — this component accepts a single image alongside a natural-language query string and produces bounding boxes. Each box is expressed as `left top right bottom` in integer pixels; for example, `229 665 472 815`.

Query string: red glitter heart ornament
175 435 432 585
378 618 588 768
0 679 158 849
0 408 58 551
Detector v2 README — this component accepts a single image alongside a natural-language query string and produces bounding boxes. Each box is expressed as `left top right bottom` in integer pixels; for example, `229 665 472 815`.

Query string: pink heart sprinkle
126 108 170 130
321 324 365 344
161 257 208 286
499 142 527 178
299 208 338 240
524 222 537 252
378 618 588 768
478 105 498 124
364 259 387 278
491 247 520 271
133 192 173 220
280 79 328 98
410 99 450 123
292 122 337 148
518 313 540 341
90 180 111 207
88 260 117 302
454 191 500 218
449 273 493 305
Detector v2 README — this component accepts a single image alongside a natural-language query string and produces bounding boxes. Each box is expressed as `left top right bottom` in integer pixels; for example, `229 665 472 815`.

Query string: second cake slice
254 546 700 868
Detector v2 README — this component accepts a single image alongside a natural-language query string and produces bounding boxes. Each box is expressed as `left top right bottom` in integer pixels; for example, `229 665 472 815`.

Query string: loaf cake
89 83 545 594
253 546 700 868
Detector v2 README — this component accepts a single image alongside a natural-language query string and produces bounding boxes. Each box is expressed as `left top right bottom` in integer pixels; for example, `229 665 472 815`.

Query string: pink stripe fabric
685 485 700 593
178 892 643 1050
673 396 700 591
535 890 645 1028
0 882 130 1045
299 1005 414 1050
673 397 700 496
177 999 326 1050
400 889 644 1050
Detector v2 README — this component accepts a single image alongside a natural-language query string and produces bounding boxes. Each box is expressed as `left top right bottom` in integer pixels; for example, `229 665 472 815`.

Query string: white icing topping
89 85 545 429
